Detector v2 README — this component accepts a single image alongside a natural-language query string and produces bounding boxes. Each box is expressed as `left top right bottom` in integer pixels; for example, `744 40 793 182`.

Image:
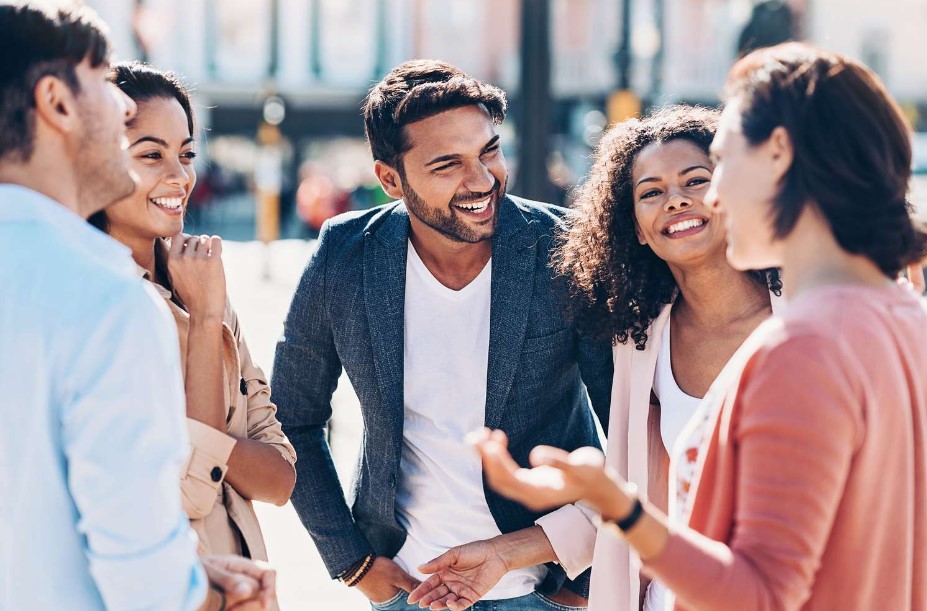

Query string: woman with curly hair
477 43 927 611
552 104 781 610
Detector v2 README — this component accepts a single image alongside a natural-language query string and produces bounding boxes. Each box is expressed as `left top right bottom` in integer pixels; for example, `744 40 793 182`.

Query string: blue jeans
370 590 587 611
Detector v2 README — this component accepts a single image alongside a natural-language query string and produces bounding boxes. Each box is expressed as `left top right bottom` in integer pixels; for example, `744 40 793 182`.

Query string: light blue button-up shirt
0 185 206 610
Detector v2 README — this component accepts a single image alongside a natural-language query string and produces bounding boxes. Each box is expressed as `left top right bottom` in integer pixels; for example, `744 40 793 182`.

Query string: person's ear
767 126 794 184
33 75 82 137
374 161 404 200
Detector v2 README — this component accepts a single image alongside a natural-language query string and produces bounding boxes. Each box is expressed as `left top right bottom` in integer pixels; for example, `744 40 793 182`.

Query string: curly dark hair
554 105 782 350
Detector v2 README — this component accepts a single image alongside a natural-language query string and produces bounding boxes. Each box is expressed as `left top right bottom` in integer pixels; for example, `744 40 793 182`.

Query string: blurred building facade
89 0 927 137
659 0 927 121
86 0 927 223
87 0 632 145
809 0 927 118
86 0 631 215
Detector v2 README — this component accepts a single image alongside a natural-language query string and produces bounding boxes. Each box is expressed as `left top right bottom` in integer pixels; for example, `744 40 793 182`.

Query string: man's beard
402 176 506 243
74 105 137 218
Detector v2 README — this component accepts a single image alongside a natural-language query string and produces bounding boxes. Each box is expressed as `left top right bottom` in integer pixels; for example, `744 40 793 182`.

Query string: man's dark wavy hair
0 2 110 162
362 59 507 171
554 105 781 350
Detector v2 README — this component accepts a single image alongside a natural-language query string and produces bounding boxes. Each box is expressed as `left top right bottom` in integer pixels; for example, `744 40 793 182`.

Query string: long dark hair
554 105 781 350
88 61 195 307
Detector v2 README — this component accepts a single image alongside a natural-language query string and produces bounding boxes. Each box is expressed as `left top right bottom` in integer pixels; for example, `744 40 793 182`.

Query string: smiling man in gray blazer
272 60 613 611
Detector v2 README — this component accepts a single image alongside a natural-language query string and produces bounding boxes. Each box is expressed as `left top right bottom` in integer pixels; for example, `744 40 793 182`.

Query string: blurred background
82 2 927 608
88 0 927 240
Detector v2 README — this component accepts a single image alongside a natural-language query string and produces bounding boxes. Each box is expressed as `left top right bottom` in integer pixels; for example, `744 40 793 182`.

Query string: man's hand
407 539 508 610
201 554 276 611
355 557 421 604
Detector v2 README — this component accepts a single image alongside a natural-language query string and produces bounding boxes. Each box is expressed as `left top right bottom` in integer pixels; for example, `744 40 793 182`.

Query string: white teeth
455 197 491 212
666 218 705 234
151 197 183 210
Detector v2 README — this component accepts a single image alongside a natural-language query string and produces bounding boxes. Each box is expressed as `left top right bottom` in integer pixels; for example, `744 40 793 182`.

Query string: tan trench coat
138 266 297 564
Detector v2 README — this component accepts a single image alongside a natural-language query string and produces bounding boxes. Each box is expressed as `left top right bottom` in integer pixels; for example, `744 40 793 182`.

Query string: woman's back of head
726 42 927 276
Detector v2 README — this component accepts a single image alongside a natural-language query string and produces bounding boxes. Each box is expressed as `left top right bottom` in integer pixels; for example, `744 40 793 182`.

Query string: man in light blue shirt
0 5 208 609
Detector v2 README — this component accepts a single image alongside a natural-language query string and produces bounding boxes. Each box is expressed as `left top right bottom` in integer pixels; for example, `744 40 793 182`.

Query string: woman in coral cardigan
476 43 927 611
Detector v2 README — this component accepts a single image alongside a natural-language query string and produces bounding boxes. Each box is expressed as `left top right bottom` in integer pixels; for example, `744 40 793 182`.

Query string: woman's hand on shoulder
167 233 227 321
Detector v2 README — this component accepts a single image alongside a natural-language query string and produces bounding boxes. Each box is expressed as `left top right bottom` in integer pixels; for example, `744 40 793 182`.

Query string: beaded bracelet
340 553 376 586
337 557 365 582
344 554 376 587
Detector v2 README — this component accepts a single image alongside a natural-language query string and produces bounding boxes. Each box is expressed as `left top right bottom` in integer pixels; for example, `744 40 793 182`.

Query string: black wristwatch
612 497 644 531
600 485 645 535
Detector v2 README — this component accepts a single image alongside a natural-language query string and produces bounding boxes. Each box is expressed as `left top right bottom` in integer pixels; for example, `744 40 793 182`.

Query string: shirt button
239 378 247 395
210 467 223 482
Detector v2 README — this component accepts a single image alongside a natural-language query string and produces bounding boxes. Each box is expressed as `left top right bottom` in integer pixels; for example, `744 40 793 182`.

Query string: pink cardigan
588 304 670 611
644 284 927 610
589 294 783 611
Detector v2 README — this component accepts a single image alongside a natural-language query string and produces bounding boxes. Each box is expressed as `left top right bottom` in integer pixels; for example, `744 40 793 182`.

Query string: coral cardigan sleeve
642 333 863 611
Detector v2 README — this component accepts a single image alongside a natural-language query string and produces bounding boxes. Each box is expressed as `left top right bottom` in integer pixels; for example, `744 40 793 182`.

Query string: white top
647 407 714 611
647 314 704 611
652 316 703 455
395 242 545 599
0 185 205 610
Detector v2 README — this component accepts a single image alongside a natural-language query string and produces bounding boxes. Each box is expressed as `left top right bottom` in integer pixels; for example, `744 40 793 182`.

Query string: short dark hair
555 105 781 348
89 61 196 234
0 2 110 162
362 60 507 170
727 42 927 276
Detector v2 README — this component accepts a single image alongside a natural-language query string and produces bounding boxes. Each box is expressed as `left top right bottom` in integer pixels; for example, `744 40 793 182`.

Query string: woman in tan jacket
89 61 296 564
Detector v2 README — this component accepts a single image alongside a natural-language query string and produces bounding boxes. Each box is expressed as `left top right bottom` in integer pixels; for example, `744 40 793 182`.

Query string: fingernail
232 582 253 595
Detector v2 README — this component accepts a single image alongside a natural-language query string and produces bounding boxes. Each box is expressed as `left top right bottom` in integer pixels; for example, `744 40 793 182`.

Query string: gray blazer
271 195 613 595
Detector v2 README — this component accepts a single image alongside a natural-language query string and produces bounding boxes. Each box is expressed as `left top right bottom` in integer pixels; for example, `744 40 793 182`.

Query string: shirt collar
0 184 135 272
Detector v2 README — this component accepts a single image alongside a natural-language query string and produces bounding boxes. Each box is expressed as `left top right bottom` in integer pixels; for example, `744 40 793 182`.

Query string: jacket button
210 467 223 482
239 378 247 395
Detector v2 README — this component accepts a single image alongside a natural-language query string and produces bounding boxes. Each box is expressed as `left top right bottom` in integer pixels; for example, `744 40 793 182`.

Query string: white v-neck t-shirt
653 315 703 458
648 315 704 611
393 242 545 599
